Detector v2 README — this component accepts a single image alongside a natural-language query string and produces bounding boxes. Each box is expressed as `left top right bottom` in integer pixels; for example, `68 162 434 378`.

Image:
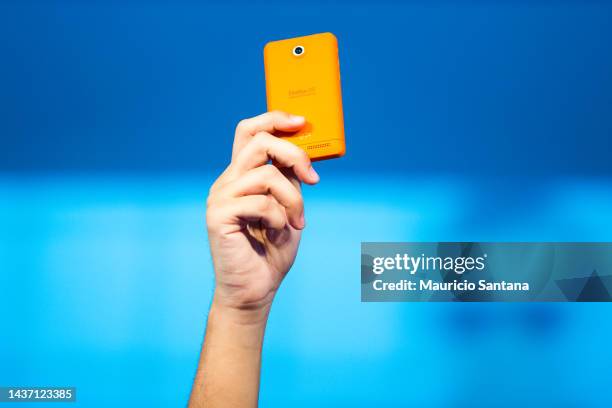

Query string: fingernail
308 166 320 183
289 115 305 125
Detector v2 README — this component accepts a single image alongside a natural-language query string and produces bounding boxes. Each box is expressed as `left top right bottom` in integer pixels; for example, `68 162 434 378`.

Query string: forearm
188 296 270 408
191 110 316 406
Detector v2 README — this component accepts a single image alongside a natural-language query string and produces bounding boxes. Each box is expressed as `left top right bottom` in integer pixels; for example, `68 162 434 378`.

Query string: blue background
1 1 612 407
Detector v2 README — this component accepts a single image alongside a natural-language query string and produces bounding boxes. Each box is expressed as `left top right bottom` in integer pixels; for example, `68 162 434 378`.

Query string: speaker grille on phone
306 142 331 150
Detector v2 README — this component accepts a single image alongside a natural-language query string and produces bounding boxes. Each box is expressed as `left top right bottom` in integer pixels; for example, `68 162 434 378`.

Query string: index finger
231 131 320 185
232 111 306 159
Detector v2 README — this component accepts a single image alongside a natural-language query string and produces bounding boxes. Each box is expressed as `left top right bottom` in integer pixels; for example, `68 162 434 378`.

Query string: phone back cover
264 32 345 160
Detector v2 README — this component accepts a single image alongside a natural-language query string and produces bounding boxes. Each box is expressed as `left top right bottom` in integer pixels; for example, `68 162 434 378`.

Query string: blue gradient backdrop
1 1 612 407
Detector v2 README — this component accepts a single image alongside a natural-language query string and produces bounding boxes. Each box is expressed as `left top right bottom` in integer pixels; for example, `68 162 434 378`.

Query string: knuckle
294 193 305 208
235 119 249 134
287 191 304 209
207 169 230 200
206 184 220 209
280 139 308 162
252 131 270 144
258 195 274 212
207 180 219 200
205 205 220 229
261 163 278 176
297 148 310 165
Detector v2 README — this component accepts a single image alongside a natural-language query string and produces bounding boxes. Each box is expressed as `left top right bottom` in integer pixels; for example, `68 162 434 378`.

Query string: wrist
205 296 270 351
211 292 272 327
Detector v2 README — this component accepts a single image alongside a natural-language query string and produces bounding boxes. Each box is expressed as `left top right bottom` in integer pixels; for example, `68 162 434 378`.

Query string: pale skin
188 111 320 408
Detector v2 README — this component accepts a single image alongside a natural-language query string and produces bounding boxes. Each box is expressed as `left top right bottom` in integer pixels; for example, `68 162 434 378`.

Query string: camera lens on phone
293 46 304 56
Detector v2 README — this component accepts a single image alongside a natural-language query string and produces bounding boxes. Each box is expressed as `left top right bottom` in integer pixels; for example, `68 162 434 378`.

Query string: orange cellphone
264 32 345 161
